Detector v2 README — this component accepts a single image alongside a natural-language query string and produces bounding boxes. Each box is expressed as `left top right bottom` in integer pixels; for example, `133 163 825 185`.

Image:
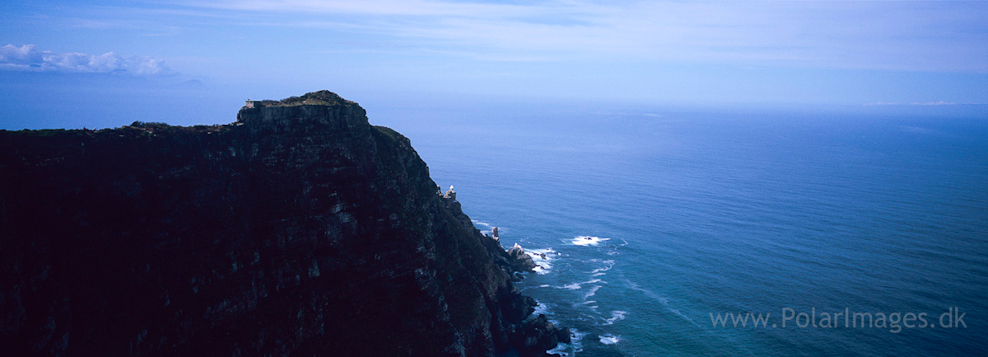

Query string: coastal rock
499 287 537 324
0 91 557 357
507 243 538 273
510 314 565 357
556 327 572 344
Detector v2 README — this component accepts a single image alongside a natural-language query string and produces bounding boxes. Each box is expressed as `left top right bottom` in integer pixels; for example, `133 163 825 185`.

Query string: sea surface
376 103 988 357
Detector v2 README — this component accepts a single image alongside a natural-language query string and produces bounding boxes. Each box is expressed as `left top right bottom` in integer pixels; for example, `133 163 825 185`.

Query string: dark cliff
0 91 564 356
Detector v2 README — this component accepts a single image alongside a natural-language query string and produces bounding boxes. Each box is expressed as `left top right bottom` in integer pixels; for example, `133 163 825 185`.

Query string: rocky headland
0 91 566 356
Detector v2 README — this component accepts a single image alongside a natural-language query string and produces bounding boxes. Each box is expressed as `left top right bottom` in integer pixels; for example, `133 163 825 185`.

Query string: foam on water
470 220 496 236
590 259 615 276
523 235 628 353
429 111 988 356
560 278 602 290
532 301 551 316
603 310 626 325
598 334 621 345
548 328 586 357
584 285 602 299
571 236 610 246
526 248 557 275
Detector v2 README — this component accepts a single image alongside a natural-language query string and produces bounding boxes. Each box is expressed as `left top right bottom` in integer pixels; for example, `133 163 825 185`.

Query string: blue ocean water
376 104 988 356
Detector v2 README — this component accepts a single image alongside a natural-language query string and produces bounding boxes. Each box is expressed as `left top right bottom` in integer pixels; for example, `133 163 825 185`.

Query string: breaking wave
526 248 557 275
560 278 602 290
548 328 586 357
599 333 621 345
470 220 497 236
571 236 610 246
603 310 626 325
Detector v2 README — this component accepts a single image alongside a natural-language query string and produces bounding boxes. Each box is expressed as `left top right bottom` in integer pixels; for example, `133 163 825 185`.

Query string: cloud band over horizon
0 0 984 108
0 44 169 76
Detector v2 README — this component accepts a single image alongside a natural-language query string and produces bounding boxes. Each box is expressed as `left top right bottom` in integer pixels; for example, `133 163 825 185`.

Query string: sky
1 0 987 129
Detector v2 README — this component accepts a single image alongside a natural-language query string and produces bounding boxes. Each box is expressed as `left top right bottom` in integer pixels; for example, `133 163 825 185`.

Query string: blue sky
1 0 986 128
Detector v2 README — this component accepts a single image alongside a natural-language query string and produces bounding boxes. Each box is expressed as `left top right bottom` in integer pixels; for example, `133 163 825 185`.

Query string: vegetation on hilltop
250 90 355 108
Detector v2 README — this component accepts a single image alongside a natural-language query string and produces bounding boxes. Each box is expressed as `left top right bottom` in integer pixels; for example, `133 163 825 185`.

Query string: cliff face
0 91 560 356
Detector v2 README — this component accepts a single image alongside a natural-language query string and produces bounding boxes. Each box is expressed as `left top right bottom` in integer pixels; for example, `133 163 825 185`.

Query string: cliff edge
0 91 565 356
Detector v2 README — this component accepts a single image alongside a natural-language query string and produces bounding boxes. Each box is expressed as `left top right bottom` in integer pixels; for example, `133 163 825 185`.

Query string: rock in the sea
556 326 572 343
510 314 565 357
499 286 537 324
507 243 538 273
0 90 557 357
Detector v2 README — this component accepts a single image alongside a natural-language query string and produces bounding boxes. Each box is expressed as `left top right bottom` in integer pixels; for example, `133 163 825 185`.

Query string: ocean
375 103 988 356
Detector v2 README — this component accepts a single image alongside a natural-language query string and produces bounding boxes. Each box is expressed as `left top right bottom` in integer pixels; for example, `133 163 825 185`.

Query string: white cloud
189 0 533 17
910 101 956 106
172 0 987 72
0 44 169 76
867 101 960 106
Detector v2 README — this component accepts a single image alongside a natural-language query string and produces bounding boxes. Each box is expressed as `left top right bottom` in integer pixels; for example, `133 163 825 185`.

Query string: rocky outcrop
511 315 569 357
506 244 537 274
0 91 563 356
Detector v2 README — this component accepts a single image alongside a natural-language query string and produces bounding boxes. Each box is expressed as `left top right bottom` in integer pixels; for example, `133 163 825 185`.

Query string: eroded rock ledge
0 91 565 356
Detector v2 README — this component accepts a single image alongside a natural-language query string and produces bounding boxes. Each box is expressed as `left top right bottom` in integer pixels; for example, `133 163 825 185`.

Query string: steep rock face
0 91 560 356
